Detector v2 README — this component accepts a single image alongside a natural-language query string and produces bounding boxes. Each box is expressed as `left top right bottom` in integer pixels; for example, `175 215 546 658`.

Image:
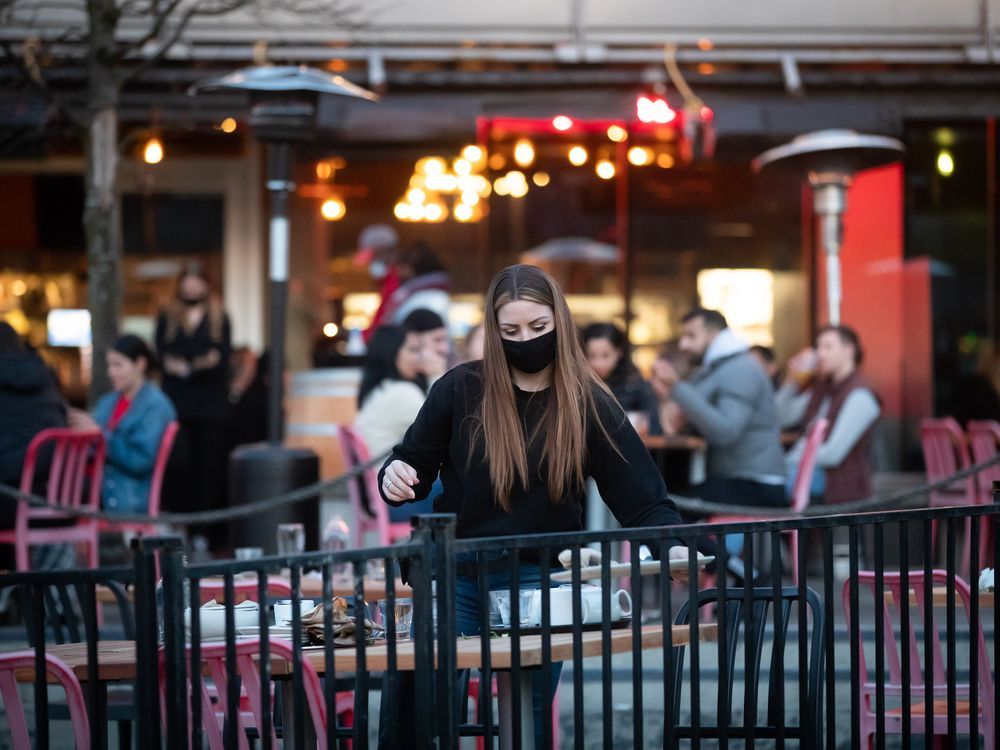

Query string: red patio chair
0 428 104 571
159 637 353 750
337 425 411 548
98 420 179 538
967 419 1000 567
0 650 91 750
919 418 978 574
194 576 293 604
842 570 995 750
709 418 828 584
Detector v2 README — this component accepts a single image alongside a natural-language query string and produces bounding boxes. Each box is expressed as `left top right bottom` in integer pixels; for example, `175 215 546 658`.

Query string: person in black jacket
0 322 67 568
155 271 232 552
377 265 687 747
582 321 662 436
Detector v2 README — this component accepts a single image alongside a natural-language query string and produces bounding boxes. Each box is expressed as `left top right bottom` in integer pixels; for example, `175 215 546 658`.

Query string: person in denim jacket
70 335 176 514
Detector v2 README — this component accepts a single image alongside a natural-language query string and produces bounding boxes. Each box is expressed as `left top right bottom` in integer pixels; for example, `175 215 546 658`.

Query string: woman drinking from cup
377 264 688 747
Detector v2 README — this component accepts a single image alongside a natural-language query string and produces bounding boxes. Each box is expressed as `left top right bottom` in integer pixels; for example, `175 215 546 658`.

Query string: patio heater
753 129 904 325
191 66 377 551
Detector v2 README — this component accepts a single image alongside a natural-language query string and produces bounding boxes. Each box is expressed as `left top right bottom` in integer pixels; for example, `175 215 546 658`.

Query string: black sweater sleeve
588 389 685 545
377 367 457 506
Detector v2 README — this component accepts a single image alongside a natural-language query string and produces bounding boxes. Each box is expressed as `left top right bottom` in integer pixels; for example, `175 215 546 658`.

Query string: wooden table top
883 587 995 609
97 575 409 605
21 623 718 683
642 434 707 452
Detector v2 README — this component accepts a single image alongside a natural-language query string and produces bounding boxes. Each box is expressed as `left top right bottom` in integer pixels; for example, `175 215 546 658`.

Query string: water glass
234 547 264 561
378 598 414 641
276 523 305 556
366 558 386 581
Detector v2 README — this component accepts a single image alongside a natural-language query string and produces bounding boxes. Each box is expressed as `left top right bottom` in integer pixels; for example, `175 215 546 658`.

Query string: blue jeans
377 552 562 748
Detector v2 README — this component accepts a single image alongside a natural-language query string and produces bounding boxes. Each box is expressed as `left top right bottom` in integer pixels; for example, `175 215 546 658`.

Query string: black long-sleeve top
155 311 231 423
378 363 683 542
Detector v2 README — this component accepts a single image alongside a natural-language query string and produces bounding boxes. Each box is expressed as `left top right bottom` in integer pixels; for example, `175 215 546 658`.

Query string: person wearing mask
382 241 451 325
782 326 881 504
156 270 232 550
402 308 451 374
68 335 176 514
377 264 688 748
582 322 662 437
651 308 786 509
355 224 402 343
354 326 436 522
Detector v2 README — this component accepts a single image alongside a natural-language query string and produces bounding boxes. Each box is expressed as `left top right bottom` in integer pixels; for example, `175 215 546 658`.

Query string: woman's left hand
68 408 99 431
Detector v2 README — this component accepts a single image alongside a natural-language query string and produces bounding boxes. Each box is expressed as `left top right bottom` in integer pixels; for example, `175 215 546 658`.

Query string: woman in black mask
376 264 687 748
156 270 232 552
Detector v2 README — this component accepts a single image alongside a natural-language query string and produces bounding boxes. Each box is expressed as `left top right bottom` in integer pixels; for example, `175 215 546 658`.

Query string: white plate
550 555 713 583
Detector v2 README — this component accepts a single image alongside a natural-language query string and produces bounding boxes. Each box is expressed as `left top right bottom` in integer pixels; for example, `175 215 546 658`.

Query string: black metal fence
1 499 997 749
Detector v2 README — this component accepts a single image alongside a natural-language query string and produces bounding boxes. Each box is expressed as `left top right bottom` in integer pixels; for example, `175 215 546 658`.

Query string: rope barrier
0 447 997 528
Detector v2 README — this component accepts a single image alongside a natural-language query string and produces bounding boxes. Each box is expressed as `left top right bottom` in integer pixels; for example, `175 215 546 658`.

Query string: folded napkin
300 597 378 646
980 568 995 592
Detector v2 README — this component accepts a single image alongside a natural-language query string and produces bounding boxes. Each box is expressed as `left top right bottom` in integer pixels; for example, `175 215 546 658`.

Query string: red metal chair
842 570 995 750
967 419 1000 568
160 637 353 750
194 576 293 604
709 418 828 584
0 650 91 750
919 418 978 574
98 420 179 538
337 425 411 548
0 428 104 571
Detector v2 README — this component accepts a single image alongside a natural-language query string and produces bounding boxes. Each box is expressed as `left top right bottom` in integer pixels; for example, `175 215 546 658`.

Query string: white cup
528 587 592 627
273 599 315 626
185 601 258 639
578 587 632 623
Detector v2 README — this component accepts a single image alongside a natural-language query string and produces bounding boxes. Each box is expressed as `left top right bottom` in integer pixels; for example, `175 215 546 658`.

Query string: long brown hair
474 264 615 511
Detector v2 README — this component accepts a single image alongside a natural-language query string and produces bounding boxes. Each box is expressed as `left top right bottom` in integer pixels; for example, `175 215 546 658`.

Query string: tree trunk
83 0 122 403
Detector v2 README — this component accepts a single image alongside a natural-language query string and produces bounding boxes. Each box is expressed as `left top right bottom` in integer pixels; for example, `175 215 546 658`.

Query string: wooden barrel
285 368 361 479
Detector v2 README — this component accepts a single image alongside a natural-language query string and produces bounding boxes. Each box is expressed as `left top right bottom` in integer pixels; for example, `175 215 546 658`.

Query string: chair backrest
162 637 326 750
790 418 828 512
19 428 105 522
919 418 975 503
967 420 1000 494
842 570 995 723
0 650 91 750
338 424 391 547
146 421 180 519
672 586 825 744
8 580 134 646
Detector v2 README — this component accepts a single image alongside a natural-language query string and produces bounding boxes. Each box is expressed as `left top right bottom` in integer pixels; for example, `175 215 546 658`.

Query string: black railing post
159 536 189 749
417 513 458 749
409 516 443 748
132 536 163 748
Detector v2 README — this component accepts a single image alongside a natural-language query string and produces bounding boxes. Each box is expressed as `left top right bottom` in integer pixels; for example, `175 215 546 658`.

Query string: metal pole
266 141 294 445
813 182 848 325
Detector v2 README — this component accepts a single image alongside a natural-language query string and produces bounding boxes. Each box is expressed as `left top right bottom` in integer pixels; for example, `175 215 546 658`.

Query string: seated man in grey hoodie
652 307 787 510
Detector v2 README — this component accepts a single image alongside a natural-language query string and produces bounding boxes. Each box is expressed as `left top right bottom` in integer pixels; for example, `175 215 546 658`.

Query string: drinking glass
378 598 414 641
234 547 264 561
276 523 305 556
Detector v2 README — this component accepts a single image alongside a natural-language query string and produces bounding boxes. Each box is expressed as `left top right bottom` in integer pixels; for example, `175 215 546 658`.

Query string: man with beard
652 308 787 510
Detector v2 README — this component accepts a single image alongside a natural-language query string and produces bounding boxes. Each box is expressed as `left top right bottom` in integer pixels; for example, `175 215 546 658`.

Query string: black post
265 140 293 445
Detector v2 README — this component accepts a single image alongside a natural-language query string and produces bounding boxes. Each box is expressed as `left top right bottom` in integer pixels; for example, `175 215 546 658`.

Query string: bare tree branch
0 37 86 130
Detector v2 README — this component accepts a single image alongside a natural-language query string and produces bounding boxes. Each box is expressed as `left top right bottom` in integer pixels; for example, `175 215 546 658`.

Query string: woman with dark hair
355 325 437 521
70 335 176 514
155 270 231 547
582 322 662 436
376 265 686 747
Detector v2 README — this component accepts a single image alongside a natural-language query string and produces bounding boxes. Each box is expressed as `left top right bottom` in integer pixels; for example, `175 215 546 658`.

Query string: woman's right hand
382 460 419 502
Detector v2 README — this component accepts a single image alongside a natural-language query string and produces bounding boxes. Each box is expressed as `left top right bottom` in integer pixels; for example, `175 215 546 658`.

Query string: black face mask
501 330 557 374
179 295 207 307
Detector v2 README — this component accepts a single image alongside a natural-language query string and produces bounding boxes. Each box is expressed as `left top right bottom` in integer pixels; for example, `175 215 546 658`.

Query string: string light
320 198 346 221
627 146 653 166
462 144 484 163
143 137 163 165
323 322 339 337
595 159 616 179
568 146 588 166
514 139 536 167
219 117 237 133
607 125 628 143
532 171 551 187
552 115 573 131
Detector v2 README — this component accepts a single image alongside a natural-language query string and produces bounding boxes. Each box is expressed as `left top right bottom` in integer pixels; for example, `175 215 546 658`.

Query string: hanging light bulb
595 159 616 179
552 115 574 131
607 125 628 143
532 171 551 187
320 198 346 221
143 137 164 165
454 203 474 222
394 202 412 221
627 146 653 166
462 144 484 164
568 146 588 166
514 139 536 167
